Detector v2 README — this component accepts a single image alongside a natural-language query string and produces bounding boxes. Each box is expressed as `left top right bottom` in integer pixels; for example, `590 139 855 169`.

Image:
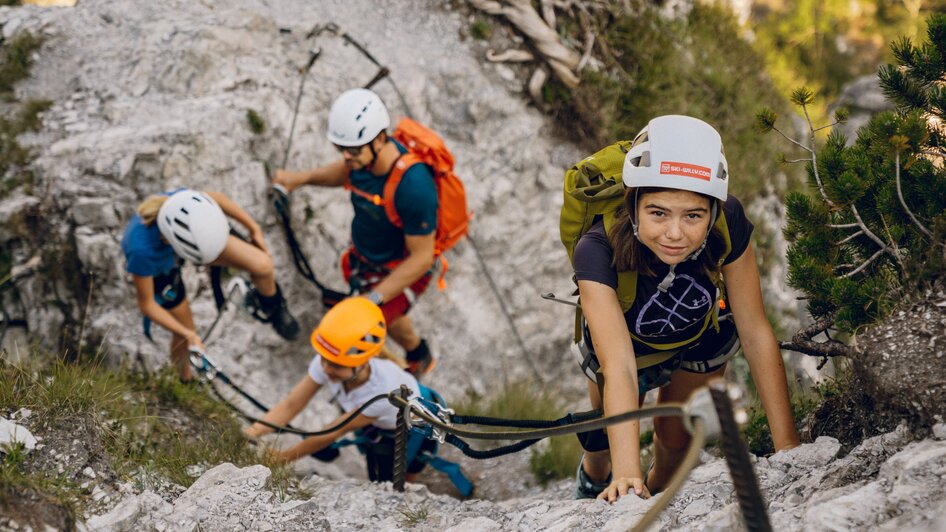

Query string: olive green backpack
560 141 733 354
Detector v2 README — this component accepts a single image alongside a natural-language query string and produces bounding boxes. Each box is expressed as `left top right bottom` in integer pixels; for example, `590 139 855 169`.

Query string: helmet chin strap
342 364 364 386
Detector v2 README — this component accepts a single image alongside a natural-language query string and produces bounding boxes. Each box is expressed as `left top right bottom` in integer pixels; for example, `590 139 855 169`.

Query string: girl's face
635 189 712 266
320 356 360 382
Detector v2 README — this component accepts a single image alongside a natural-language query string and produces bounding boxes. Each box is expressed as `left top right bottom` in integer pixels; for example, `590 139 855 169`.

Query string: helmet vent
357 126 366 140
173 232 199 251
173 218 189 230
630 151 651 168
717 163 728 181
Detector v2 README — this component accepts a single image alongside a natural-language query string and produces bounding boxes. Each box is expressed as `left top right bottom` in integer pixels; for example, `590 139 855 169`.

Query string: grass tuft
453 379 583 484
0 352 303 508
398 505 429 528
469 19 492 40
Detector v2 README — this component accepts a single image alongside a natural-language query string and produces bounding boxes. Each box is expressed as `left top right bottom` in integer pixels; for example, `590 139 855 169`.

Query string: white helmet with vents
326 88 391 147
157 190 229 264
622 115 729 202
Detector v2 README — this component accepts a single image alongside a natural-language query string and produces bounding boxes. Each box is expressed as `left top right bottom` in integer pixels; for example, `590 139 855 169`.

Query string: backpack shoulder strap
381 152 425 229
602 213 638 314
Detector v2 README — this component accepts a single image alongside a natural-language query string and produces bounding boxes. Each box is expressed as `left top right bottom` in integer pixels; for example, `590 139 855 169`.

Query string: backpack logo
660 161 711 181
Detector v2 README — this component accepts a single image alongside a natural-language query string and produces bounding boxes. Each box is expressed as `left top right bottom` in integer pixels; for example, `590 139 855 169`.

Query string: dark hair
607 187 727 280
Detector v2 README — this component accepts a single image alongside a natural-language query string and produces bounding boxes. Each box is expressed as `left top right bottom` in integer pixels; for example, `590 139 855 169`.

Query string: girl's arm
578 279 645 501
244 375 321 439
276 412 377 462
722 242 800 451
131 275 204 351
204 190 269 255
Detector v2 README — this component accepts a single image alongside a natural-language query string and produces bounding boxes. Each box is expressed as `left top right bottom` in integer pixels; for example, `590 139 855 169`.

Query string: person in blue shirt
273 89 439 378
122 189 300 381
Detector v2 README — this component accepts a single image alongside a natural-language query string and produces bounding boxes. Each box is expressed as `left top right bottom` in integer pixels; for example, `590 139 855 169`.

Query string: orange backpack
347 118 471 289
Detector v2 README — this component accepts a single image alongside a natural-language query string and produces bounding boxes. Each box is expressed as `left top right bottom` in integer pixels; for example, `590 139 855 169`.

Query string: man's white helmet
326 88 390 147
157 190 230 265
622 115 729 202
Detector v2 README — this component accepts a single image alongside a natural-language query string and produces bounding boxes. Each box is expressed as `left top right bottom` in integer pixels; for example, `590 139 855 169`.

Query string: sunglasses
334 143 366 156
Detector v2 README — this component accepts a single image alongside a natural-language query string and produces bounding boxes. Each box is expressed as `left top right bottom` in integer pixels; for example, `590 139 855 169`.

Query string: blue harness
330 385 474 497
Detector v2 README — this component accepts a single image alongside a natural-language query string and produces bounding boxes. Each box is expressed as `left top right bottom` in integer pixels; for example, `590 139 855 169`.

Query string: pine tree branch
839 247 886 278
800 103 839 210
771 126 813 154
779 318 851 358
828 223 860 229
837 230 864 245
849 204 893 256
813 121 840 133
895 151 935 240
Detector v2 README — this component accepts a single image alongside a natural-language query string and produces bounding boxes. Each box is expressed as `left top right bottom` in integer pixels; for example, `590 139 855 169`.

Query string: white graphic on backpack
635 274 711 338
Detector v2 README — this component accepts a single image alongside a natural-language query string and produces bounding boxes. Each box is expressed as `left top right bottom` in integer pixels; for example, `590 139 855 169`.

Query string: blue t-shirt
349 140 438 264
573 195 753 354
121 189 182 277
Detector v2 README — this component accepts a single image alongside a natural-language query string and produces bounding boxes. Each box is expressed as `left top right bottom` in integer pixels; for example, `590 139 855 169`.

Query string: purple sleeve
573 225 619 289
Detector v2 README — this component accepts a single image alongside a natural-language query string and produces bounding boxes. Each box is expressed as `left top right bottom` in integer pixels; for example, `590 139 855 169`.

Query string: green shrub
0 33 43 94
246 109 266 135
547 3 797 199
763 14 946 332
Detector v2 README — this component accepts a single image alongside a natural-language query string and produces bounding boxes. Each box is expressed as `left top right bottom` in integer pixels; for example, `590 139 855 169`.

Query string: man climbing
273 88 442 377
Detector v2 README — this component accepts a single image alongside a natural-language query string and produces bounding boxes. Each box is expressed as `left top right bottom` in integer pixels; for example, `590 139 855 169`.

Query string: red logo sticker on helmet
314 334 340 355
659 161 712 181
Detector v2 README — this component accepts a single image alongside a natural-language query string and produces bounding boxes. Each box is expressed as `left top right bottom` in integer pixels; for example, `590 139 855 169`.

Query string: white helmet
622 115 729 202
326 88 390 147
157 190 230 265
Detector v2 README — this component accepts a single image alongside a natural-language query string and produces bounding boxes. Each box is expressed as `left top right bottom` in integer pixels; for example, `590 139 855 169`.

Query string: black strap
445 434 541 460
450 409 602 428
269 188 350 306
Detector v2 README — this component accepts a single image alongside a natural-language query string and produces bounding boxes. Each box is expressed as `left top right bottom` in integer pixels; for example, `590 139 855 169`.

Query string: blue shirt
121 189 183 277
349 140 438 264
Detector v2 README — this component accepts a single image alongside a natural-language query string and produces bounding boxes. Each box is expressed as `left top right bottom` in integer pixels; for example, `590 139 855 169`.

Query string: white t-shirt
307 357 421 430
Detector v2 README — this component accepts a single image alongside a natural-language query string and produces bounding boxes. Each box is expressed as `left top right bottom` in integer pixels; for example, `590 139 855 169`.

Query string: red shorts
340 247 433 324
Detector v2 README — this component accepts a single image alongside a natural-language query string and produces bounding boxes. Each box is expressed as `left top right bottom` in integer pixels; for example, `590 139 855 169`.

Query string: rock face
0 0 804 404
83 428 946 531
853 286 946 424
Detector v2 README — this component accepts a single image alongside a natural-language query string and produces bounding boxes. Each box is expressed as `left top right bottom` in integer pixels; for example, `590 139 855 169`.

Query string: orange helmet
310 297 386 367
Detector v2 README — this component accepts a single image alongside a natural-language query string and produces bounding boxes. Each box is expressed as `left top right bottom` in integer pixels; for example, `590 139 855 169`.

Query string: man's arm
370 232 436 302
273 159 349 192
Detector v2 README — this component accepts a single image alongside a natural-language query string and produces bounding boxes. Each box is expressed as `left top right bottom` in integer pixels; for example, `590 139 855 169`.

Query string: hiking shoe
246 287 301 341
574 457 611 499
269 299 300 340
404 339 436 378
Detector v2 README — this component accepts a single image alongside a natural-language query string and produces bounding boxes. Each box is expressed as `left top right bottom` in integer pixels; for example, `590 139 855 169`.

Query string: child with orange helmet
243 297 434 482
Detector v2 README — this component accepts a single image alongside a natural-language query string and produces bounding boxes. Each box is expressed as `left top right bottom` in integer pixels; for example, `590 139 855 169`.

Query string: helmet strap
342 364 364 387
631 188 641 241
683 200 719 263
